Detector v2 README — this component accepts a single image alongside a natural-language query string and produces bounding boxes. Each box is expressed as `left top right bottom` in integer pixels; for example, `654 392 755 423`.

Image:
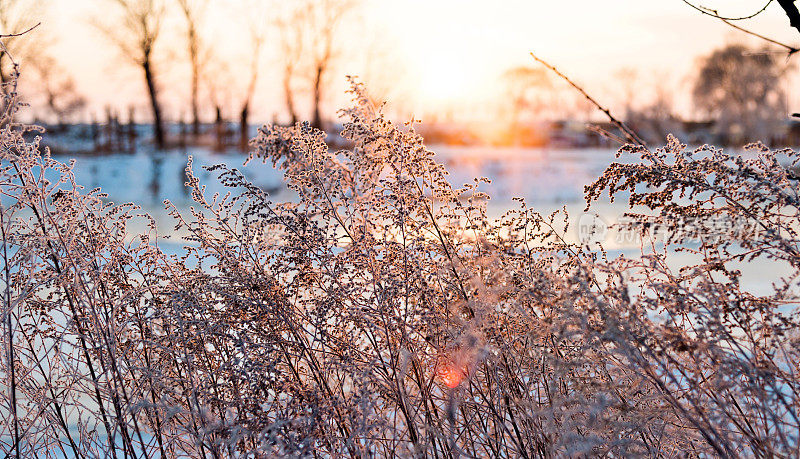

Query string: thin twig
681 0 774 21
721 18 799 55
681 2 800 56
529 52 648 147
586 124 627 145
0 23 40 39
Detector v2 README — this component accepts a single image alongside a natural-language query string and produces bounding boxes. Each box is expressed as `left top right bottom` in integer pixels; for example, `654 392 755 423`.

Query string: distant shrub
1 73 798 457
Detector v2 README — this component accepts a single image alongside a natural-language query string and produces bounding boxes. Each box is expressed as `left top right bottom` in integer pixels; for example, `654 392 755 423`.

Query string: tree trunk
311 64 323 130
215 106 223 151
239 103 249 151
142 57 165 149
191 66 200 136
284 72 297 125
127 106 136 154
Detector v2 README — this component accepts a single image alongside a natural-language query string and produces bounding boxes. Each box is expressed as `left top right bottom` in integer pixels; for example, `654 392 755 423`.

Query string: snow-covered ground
50 145 620 249
46 144 792 296
51 144 622 231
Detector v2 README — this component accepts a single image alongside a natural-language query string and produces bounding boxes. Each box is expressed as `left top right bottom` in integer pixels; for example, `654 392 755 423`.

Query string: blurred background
6 0 799 290
5 0 800 149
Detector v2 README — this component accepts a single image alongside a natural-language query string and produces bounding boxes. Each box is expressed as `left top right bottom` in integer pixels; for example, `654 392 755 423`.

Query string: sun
437 361 466 389
417 55 472 106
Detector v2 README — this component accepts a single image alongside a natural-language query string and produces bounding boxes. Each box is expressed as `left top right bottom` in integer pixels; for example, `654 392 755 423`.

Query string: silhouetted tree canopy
693 44 790 143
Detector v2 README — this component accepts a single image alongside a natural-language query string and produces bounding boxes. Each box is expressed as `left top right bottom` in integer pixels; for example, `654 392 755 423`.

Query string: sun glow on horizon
415 52 480 109
419 63 470 104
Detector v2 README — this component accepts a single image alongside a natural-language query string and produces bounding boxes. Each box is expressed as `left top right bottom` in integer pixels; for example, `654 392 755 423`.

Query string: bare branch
97 0 166 148
0 21 39 38
681 0 800 56
680 0 774 21
778 0 800 35
721 18 799 55
529 52 647 147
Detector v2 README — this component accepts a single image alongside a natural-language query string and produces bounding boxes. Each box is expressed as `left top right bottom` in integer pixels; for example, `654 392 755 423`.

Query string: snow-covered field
49 144 793 295
52 144 622 229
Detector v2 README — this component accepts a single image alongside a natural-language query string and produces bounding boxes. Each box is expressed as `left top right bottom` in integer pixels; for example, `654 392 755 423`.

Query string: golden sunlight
417 54 473 105
437 360 467 389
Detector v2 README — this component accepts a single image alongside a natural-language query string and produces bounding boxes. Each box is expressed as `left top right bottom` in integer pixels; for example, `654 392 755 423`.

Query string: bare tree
0 0 42 88
613 67 639 121
502 67 550 116
202 56 234 150
239 35 265 149
693 43 790 144
276 0 356 130
97 0 167 149
619 70 681 144
308 0 356 130
499 66 552 145
32 55 86 127
235 1 268 149
176 0 207 136
274 7 304 125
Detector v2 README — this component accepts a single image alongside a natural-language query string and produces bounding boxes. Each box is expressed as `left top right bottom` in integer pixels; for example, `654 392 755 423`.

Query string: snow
46 144 788 296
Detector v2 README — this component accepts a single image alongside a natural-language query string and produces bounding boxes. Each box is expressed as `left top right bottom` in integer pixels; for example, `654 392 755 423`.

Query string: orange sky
23 0 800 123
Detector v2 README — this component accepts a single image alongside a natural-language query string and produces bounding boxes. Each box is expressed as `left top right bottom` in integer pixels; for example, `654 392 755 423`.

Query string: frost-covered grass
2 74 800 457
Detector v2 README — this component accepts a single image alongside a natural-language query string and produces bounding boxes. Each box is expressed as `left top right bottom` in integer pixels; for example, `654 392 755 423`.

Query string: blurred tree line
2 0 364 150
500 42 794 147
3 0 800 148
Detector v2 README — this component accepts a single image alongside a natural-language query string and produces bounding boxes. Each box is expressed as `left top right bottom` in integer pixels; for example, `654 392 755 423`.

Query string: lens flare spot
437 363 465 389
